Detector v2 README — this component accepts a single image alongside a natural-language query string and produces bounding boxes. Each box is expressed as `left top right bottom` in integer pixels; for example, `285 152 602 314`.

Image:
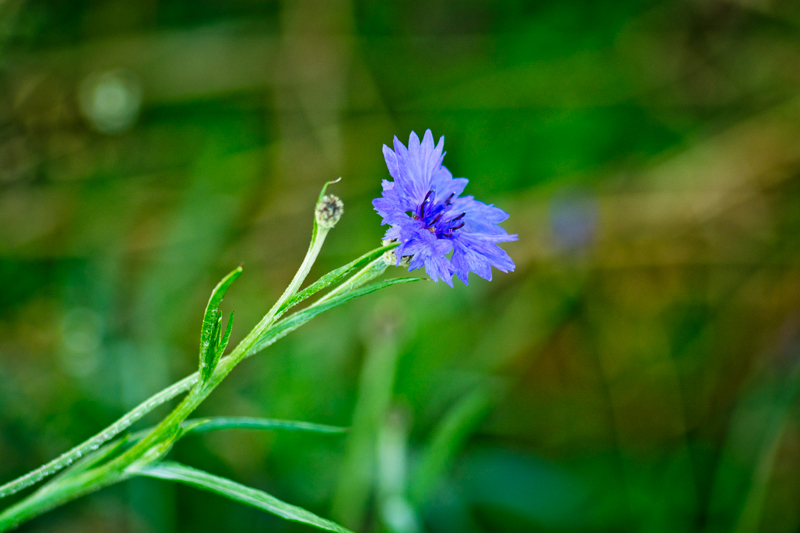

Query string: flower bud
381 240 411 268
315 194 344 229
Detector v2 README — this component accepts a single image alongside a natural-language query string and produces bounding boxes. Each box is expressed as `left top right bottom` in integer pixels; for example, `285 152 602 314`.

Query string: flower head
315 194 344 229
373 130 517 286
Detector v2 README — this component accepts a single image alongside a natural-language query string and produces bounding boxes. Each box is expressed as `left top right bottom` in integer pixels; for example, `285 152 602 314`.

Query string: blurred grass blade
729 363 800 533
199 267 242 383
248 277 420 357
136 461 352 533
410 385 498 505
276 243 397 320
332 318 401 528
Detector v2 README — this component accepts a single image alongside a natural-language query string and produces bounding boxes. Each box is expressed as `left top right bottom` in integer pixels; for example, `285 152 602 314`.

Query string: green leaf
276 243 397 320
181 417 347 435
130 417 347 449
317 177 341 204
249 277 421 357
0 373 199 500
48 437 130 485
128 417 346 447
213 311 234 363
200 267 242 383
46 417 345 484
136 462 352 533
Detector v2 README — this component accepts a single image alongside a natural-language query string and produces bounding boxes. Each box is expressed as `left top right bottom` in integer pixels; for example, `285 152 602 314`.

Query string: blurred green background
1 0 800 531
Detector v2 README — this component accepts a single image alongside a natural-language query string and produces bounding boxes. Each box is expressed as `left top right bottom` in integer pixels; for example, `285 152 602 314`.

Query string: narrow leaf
200 267 242 382
0 373 198 500
200 311 221 383
183 417 347 435
203 311 235 381
48 437 130 485
317 177 341 204
216 312 234 358
277 243 397 319
249 277 421 357
137 462 352 533
123 417 348 448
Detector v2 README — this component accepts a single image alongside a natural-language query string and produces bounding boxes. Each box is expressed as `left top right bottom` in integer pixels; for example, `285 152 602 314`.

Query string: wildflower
373 130 516 286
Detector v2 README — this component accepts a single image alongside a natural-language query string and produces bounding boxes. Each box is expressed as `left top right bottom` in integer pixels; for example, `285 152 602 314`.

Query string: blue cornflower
373 130 517 286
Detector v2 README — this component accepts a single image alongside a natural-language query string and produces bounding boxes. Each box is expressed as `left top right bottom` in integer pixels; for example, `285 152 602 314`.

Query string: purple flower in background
373 130 517 286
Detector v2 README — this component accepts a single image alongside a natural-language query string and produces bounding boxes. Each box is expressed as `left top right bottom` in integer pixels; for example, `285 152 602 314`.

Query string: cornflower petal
451 196 511 235
451 232 517 285
373 129 516 286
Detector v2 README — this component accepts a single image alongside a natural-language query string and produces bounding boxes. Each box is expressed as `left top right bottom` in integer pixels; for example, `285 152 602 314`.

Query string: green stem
0 467 132 531
244 226 331 346
0 372 198 500
0 235 398 532
0 233 379 506
0 226 334 532
244 255 391 358
317 253 391 305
